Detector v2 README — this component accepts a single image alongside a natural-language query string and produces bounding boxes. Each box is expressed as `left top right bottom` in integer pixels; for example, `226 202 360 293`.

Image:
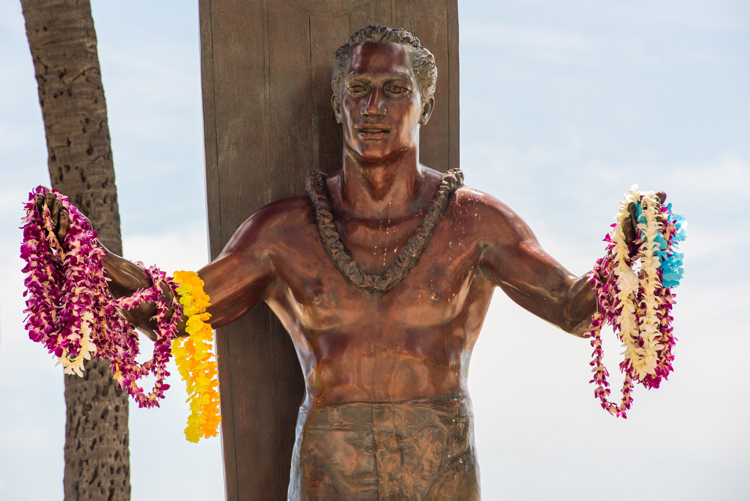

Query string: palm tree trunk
21 0 130 498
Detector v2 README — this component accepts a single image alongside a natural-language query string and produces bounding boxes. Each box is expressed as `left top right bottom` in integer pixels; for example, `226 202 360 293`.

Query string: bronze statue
40 26 655 500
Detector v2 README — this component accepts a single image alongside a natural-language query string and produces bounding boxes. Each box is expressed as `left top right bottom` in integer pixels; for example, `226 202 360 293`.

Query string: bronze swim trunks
288 398 480 500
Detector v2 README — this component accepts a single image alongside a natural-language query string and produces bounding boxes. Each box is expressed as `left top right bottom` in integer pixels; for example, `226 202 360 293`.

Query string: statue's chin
345 142 415 166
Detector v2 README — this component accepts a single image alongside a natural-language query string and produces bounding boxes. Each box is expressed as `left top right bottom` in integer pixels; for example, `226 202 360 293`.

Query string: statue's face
336 42 433 162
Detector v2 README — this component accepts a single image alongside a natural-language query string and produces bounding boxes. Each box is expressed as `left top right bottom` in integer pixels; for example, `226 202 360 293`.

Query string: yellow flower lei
172 271 221 442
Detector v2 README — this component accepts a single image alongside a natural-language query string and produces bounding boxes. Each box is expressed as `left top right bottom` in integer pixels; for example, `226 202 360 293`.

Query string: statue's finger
51 199 62 226
627 201 638 225
35 193 46 213
45 192 56 212
623 216 635 243
58 210 70 241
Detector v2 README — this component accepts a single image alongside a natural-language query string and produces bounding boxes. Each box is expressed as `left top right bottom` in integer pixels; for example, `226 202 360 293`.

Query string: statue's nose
361 87 387 118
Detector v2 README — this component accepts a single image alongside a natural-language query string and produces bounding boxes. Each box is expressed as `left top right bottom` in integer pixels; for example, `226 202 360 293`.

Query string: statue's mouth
357 124 391 135
357 124 391 141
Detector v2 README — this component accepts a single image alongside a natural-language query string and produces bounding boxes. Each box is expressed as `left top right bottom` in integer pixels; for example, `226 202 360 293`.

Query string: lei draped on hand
586 185 686 418
21 187 220 441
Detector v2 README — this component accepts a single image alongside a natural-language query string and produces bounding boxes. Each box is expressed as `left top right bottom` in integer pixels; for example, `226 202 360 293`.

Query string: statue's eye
388 85 408 95
348 84 367 94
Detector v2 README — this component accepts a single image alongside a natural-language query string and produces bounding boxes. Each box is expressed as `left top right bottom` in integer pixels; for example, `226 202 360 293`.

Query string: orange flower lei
172 271 221 442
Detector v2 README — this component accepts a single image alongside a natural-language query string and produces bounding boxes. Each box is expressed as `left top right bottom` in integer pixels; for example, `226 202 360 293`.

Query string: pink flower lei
586 186 686 418
21 187 183 408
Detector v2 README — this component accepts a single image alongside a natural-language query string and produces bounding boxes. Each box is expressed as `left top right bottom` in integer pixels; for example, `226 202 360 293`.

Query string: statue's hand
622 191 667 256
32 188 174 342
35 188 73 245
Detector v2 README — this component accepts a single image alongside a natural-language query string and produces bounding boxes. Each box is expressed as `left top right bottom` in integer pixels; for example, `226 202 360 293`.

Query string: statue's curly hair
331 26 437 106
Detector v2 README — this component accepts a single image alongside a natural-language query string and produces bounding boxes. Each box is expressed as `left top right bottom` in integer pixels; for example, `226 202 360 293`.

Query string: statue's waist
290 396 479 499
303 365 467 404
298 395 473 431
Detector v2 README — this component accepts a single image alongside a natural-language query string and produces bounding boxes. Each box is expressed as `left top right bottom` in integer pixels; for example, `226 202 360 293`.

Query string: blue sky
1 0 748 499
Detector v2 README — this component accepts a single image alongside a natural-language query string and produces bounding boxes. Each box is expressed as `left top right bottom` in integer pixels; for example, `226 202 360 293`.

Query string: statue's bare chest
260 199 494 402
266 214 492 339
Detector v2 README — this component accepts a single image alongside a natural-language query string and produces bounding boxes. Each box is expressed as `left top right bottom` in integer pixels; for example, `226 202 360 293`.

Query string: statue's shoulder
228 189 313 249
255 189 313 222
449 183 514 218
447 182 529 239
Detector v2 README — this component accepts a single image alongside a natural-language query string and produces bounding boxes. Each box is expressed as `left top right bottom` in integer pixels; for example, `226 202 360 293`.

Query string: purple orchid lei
21 187 182 408
586 186 685 418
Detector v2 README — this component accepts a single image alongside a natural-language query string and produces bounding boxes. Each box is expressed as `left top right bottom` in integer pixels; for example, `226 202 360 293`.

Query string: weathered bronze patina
43 25 624 500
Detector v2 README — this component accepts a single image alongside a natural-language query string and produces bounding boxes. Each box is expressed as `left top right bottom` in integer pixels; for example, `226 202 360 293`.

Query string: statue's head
330 26 437 161
331 26 437 119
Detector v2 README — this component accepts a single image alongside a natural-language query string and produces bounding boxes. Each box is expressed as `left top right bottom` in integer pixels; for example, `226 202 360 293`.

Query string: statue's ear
331 95 342 124
419 96 435 126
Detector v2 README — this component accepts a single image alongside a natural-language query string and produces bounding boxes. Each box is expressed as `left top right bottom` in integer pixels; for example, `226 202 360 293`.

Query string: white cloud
121 227 209 272
0 0 24 34
461 23 664 68
505 0 750 30
462 22 608 65
614 37 659 64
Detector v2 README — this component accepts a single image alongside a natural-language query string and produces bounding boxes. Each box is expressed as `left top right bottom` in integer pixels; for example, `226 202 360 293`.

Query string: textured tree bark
21 0 131 499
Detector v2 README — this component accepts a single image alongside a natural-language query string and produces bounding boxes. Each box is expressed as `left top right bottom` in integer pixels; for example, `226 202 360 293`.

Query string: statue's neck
337 147 426 220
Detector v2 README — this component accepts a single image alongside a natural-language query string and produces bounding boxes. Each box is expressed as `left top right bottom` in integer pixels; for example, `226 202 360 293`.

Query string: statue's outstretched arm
195 212 276 329
102 250 176 340
101 208 278 336
196 192 311 329
472 193 597 337
34 191 276 339
475 190 666 337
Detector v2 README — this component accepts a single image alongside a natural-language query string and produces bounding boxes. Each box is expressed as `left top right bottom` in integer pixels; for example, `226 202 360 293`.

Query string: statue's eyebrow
344 72 413 84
